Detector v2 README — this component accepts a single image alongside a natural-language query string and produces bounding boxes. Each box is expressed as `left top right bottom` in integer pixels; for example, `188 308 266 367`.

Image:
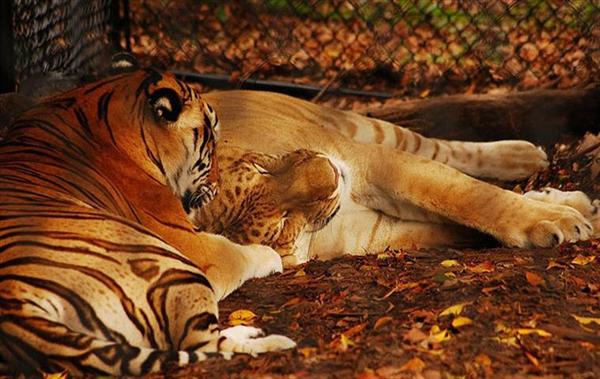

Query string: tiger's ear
109 52 140 75
148 88 182 123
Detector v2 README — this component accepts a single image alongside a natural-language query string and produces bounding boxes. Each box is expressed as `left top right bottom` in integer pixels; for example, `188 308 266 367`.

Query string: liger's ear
148 88 183 123
109 52 140 75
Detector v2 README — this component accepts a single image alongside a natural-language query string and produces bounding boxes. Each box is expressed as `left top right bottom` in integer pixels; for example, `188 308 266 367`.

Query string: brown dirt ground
137 139 599 379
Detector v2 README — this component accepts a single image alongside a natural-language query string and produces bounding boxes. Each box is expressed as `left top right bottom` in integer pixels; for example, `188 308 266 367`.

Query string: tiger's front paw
502 201 594 248
240 244 283 279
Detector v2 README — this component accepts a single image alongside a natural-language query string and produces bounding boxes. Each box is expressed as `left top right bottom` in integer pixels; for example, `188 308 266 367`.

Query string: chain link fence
128 0 599 101
9 0 127 87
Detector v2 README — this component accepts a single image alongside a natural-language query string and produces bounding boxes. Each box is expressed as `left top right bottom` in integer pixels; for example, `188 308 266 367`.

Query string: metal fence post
0 0 15 93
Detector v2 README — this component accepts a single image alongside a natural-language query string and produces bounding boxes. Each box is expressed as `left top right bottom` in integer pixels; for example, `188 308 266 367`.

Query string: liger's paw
524 188 599 239
479 141 548 181
502 201 593 248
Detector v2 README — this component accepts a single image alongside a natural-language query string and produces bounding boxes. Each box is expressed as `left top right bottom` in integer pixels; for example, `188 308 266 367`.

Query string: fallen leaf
400 357 426 373
43 373 68 379
228 309 257 326
404 326 428 344
492 336 519 348
468 261 495 273
546 259 565 270
572 254 596 266
428 325 451 342
525 351 540 368
452 316 473 328
440 303 465 317
495 321 511 334
298 347 317 358
475 353 491 366
339 333 355 351
419 89 431 98
573 314 600 326
516 328 552 337
525 271 545 286
343 322 367 337
441 259 460 268
294 269 306 277
379 281 420 300
432 272 457 282
374 316 393 330
282 297 303 307
356 370 380 379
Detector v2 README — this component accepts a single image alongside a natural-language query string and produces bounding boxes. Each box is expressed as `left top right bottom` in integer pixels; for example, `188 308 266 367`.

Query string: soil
139 137 600 378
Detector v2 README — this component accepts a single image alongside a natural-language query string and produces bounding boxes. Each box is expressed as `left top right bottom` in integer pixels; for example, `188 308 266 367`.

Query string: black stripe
74 107 94 139
140 125 166 176
83 75 126 95
136 69 163 98
97 91 117 146
0 275 124 342
177 312 218 349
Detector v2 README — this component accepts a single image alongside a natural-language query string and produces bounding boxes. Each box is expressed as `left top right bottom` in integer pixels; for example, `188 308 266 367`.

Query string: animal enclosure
1 1 599 378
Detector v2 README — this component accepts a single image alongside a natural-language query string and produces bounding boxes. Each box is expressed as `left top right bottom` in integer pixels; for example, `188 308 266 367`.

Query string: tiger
0 69 295 376
192 90 598 266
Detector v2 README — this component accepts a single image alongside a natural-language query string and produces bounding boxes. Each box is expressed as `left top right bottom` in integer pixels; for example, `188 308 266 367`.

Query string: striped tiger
0 69 294 376
192 90 598 265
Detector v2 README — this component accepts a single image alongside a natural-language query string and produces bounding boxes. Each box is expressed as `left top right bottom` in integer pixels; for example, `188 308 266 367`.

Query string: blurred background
1 0 598 109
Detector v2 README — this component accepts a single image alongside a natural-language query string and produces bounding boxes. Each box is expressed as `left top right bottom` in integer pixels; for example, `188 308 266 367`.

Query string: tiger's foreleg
175 232 283 301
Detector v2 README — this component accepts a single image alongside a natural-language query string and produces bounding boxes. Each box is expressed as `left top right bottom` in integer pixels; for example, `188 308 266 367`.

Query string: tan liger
193 90 599 266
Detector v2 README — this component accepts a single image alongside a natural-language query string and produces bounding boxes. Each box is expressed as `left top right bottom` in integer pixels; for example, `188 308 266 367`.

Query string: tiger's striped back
0 69 283 376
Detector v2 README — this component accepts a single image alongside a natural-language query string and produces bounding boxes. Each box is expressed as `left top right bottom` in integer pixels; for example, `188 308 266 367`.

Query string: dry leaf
282 297 303 307
428 325 451 342
374 316 393 330
339 333 355 351
419 89 431 98
228 309 257 326
546 259 565 270
492 336 519 348
440 303 465 317
572 254 596 266
573 314 600 326
298 347 317 358
525 271 545 286
516 328 552 337
294 269 306 277
404 326 428 344
452 316 473 328
43 373 68 379
468 261 495 273
441 259 460 268
400 357 426 373
525 351 540 368
405 326 428 343
475 353 491 366
343 322 367 337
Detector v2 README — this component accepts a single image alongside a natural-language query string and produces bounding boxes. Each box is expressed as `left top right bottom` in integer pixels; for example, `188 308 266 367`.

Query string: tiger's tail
0 313 206 377
0 313 295 376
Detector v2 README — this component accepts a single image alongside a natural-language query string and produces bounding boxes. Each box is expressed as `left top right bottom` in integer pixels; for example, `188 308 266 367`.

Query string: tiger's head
95 69 220 213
